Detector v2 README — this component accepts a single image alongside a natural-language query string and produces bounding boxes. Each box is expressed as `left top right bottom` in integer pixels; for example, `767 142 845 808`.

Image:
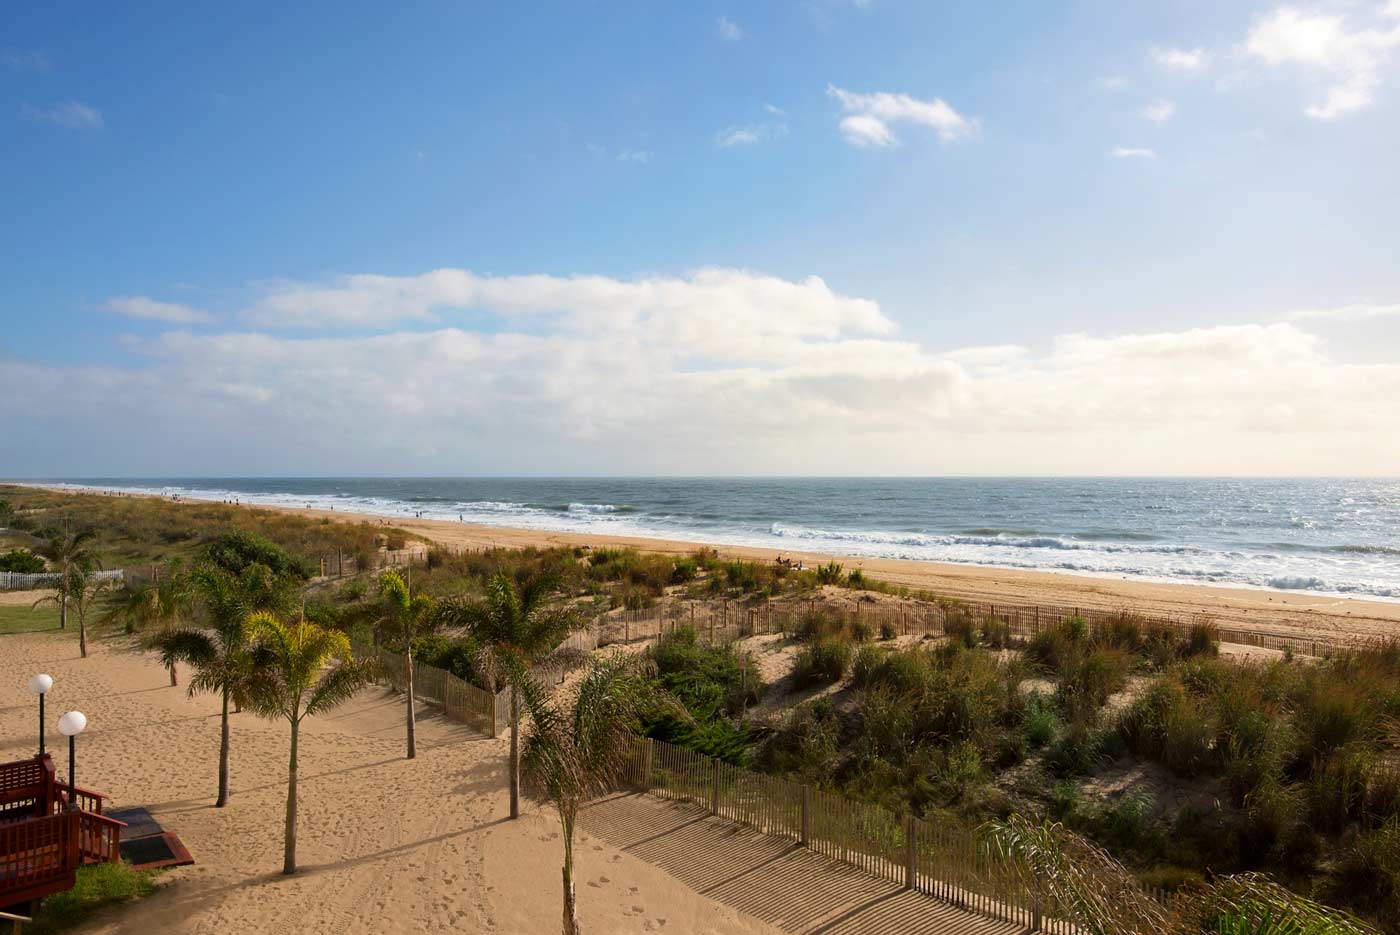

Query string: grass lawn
25 861 157 934
0 602 62 634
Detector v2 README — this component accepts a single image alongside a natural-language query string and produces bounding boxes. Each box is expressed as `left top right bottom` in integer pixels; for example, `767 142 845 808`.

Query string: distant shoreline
11 480 1400 641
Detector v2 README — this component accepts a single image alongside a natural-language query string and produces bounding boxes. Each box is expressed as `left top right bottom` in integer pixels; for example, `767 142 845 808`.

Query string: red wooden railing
1 756 123 907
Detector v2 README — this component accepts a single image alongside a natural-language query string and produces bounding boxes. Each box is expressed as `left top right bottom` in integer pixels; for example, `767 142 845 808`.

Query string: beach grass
0 603 61 634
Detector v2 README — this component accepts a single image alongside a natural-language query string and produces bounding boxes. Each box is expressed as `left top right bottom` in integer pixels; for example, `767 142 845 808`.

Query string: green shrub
669 558 698 583
793 638 852 688
202 530 312 579
1319 819 1400 930
848 617 873 643
878 620 898 640
815 561 844 585
1057 647 1130 721
1024 694 1062 748
1046 720 1109 776
1118 676 1215 777
1185 620 1219 657
1309 747 1374 834
0 548 45 572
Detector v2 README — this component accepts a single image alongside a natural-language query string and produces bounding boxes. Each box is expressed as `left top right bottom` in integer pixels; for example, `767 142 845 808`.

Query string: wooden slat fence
627 735 1162 934
0 569 124 591
351 640 503 737
575 593 1369 660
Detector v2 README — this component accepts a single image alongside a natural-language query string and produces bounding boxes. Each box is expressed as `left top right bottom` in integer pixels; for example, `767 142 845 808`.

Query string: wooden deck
0 755 123 907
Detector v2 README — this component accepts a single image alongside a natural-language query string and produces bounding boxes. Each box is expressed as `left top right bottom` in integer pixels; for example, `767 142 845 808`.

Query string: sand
0 630 778 935
266 504 1400 642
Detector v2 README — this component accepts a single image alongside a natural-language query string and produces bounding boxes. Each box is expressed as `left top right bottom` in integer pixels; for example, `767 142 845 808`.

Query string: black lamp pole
68 734 77 812
38 692 46 756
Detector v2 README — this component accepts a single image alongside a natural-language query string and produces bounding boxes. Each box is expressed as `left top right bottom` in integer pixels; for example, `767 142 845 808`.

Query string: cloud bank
3 269 1397 476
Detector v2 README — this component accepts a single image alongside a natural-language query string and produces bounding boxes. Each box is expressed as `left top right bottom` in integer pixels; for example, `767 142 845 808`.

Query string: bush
203 530 311 580
815 561 844 585
878 620 898 640
1024 695 1062 748
1046 720 1110 776
1185 620 1219 657
1118 676 1215 777
1057 647 1130 721
0 548 45 572
1320 820 1400 929
793 638 852 688
669 557 698 583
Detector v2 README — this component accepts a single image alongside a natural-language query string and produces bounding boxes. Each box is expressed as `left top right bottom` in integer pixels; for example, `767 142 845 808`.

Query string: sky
2 0 1399 477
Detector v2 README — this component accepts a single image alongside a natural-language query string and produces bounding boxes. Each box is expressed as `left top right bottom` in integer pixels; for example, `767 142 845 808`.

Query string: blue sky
2 1 1399 475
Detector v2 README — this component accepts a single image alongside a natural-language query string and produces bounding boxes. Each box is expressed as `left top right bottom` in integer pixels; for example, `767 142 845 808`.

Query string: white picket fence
0 569 124 590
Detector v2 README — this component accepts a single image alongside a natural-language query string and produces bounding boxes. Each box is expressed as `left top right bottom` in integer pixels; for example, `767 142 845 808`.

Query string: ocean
33 477 1400 601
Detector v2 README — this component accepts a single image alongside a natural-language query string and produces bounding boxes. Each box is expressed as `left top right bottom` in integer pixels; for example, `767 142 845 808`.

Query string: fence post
710 758 721 814
800 785 810 846
903 814 916 890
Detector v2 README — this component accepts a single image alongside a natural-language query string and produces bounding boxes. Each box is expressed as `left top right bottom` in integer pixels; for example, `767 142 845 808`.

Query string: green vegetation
25 860 156 935
0 602 61 633
0 547 46 572
0 484 411 572
644 625 760 763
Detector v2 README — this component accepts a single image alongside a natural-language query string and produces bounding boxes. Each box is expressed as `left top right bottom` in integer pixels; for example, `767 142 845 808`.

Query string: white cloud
1 48 48 72
1096 76 1130 91
1140 98 1176 123
23 100 103 130
1110 146 1158 158
102 296 215 325
1243 3 1400 119
1287 301 1400 322
826 84 978 147
717 16 744 41
5 281 1398 475
616 149 653 163
763 103 786 116
1151 46 1209 72
717 115 789 148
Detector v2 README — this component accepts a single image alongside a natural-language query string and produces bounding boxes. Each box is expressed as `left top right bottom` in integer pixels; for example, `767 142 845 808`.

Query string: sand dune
1 631 778 934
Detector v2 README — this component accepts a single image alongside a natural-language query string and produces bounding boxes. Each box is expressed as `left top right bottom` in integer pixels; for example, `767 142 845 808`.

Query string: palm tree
377 570 436 759
243 612 371 875
36 563 106 657
984 814 1377 935
436 570 582 818
104 563 193 686
40 526 98 631
149 567 256 808
517 654 679 935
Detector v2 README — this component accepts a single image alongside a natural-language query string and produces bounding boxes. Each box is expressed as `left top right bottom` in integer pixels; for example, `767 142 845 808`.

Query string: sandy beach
245 500 1400 642
0 630 778 935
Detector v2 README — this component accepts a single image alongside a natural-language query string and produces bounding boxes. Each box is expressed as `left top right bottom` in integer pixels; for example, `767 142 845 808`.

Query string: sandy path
0 631 778 935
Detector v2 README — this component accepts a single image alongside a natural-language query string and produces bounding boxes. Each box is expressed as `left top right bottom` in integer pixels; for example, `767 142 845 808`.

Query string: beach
271 502 1400 642
0 629 778 935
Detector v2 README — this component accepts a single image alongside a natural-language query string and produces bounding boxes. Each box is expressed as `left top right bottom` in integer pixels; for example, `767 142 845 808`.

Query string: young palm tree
984 814 1377 935
40 526 98 631
517 654 679 935
149 567 256 807
36 563 106 657
435 570 582 819
104 563 193 686
377 570 436 759
244 612 371 875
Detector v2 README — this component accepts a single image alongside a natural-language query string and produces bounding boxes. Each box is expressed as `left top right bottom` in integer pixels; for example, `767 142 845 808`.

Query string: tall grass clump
793 638 852 688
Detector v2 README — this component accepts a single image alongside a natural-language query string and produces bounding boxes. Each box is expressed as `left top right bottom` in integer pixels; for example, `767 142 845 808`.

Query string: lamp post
28 674 53 756
57 711 87 811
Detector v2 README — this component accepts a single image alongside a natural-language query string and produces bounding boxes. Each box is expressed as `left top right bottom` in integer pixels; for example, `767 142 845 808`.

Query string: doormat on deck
107 807 195 870
120 832 194 870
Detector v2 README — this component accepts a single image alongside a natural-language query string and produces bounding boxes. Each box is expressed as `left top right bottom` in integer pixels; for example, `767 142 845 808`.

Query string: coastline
25 482 1396 640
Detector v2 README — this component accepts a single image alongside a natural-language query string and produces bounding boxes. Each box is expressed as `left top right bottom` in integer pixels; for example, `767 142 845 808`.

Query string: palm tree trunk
78 613 86 658
59 591 67 630
283 717 300 875
216 687 230 807
562 813 579 935
405 648 417 760
509 685 520 819
169 662 178 687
